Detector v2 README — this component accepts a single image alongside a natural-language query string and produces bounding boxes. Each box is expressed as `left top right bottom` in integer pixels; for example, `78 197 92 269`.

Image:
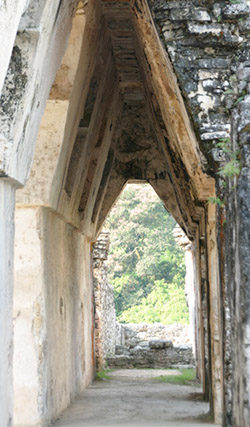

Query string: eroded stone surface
1 0 250 426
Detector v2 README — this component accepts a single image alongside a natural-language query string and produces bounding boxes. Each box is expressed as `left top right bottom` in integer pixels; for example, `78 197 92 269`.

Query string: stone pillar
193 231 206 395
13 207 45 425
173 226 196 352
207 204 223 425
13 205 95 426
0 179 16 427
225 86 250 427
93 232 116 370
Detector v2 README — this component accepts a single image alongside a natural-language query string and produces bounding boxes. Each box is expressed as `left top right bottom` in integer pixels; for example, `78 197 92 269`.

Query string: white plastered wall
13 208 94 426
13 6 96 425
0 2 79 425
0 180 16 427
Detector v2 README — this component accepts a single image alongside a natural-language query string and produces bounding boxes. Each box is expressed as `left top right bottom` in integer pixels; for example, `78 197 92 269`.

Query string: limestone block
149 340 173 350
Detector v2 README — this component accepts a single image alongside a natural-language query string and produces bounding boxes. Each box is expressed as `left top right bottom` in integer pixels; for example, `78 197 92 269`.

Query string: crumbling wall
224 76 250 427
120 323 192 348
147 2 250 424
108 324 195 369
108 341 195 370
3 1 250 426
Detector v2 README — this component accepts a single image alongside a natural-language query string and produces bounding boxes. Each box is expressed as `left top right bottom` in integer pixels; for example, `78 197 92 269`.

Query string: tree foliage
104 184 189 324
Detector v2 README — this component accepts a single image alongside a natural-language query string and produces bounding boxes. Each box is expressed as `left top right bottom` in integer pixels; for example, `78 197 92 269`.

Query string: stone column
173 226 196 352
207 203 223 425
0 179 16 427
13 207 45 426
227 86 250 427
93 232 116 370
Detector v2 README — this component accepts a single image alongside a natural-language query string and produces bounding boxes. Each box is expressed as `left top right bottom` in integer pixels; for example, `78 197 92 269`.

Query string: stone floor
52 370 219 427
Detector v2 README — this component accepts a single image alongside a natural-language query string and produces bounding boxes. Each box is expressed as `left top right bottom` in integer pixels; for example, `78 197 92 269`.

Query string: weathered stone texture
223 91 250 427
148 1 250 424
2 0 250 425
14 206 94 426
121 323 193 348
108 323 195 369
148 0 250 174
0 0 77 185
93 232 117 370
0 180 15 427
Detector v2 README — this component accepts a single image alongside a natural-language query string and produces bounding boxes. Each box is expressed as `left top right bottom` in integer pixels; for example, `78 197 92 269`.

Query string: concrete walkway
52 370 218 427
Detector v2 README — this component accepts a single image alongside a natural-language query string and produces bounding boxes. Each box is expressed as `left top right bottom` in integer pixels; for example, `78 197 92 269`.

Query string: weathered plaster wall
15 100 69 207
14 207 44 426
0 3 80 425
0 0 27 95
41 208 94 422
14 207 94 426
0 180 16 427
12 6 98 425
0 0 77 185
4 0 250 425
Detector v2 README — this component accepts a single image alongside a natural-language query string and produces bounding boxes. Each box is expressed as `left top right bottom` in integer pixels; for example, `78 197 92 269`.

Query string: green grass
95 369 113 381
153 368 199 386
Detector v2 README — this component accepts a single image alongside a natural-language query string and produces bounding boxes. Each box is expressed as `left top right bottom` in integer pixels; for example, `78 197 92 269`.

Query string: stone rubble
108 322 195 369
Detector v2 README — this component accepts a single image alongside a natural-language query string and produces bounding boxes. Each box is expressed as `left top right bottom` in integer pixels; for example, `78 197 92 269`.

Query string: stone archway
13 1 221 425
1 1 250 426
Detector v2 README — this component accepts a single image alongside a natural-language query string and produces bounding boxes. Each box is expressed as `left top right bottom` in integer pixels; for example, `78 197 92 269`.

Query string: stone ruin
108 323 195 369
0 1 250 426
93 233 195 370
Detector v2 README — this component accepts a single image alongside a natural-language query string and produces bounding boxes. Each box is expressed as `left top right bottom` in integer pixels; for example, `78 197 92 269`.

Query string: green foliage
95 369 113 381
153 368 198 386
218 159 241 178
118 280 189 324
104 184 188 325
208 197 224 207
215 138 241 180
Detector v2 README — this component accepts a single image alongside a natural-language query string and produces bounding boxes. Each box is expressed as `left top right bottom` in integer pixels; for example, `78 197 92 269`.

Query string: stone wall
120 323 192 348
148 0 246 170
109 323 195 369
147 2 250 423
0 2 79 424
92 231 196 371
13 207 94 426
2 0 250 425
93 233 117 370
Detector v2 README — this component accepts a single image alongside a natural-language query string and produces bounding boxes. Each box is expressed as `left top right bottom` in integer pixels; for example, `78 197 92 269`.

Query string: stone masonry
0 0 250 426
93 233 195 370
108 323 195 369
93 232 117 370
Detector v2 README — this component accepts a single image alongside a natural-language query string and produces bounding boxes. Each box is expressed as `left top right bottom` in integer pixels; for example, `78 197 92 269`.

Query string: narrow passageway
52 370 218 427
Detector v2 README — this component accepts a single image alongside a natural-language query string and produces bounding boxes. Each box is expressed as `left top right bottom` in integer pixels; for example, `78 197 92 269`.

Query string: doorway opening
93 182 196 373
106 182 188 326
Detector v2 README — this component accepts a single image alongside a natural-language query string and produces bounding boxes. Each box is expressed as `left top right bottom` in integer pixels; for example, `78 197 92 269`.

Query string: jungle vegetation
104 184 189 325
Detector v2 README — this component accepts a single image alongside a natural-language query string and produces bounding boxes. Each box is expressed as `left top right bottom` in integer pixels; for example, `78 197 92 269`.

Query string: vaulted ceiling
57 0 214 240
